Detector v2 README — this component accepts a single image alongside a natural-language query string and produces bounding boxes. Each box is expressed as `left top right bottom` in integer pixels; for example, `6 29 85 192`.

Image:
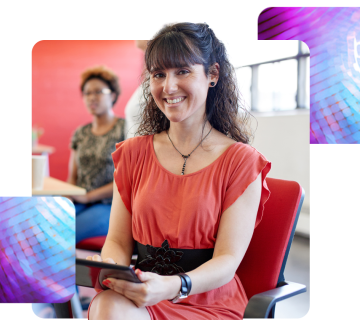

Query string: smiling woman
87 23 271 320
138 24 251 144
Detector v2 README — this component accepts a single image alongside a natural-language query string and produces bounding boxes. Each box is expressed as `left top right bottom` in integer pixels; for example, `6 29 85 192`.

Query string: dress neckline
150 134 240 177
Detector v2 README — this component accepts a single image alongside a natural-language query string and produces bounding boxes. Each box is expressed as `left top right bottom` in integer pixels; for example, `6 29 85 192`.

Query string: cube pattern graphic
258 7 360 144
0 197 75 303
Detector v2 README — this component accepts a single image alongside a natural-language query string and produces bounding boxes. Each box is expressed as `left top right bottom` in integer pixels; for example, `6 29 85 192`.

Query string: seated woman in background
33 66 126 318
68 65 125 243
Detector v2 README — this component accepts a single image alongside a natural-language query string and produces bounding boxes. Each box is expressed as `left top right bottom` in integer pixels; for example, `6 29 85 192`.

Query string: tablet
76 258 142 290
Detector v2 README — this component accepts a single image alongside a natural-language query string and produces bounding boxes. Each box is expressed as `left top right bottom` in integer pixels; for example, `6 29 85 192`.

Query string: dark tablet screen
76 258 141 289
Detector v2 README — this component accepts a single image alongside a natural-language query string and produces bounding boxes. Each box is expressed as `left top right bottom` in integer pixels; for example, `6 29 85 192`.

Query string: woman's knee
89 290 149 320
89 290 125 319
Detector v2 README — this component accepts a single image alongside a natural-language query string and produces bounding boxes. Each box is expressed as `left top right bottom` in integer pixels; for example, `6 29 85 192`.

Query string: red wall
32 40 144 181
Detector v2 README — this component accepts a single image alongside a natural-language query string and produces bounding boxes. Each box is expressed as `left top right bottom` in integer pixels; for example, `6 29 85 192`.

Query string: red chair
56 177 306 318
240 177 306 318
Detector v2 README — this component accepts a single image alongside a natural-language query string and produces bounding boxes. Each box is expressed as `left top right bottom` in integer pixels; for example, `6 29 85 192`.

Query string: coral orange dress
111 135 271 320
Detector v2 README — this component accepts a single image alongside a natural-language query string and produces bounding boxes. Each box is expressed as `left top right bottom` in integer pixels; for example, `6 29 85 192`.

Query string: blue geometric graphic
259 7 360 144
0 197 75 302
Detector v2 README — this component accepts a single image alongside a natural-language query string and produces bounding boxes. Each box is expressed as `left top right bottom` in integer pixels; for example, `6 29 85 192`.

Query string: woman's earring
210 82 216 87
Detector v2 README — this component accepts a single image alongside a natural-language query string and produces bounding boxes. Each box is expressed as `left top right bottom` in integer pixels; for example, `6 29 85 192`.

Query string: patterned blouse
70 118 126 204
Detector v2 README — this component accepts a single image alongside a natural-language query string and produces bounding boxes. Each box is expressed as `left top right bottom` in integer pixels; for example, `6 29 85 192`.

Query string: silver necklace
167 127 213 175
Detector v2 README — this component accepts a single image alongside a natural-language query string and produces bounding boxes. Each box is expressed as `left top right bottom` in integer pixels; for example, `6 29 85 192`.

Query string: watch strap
178 274 188 295
178 273 192 295
169 273 191 303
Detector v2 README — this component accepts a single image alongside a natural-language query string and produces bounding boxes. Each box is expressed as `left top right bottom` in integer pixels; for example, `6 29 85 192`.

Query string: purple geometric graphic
258 7 360 144
0 197 75 302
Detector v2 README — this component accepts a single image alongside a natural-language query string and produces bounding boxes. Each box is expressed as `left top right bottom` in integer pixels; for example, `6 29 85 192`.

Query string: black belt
135 240 214 275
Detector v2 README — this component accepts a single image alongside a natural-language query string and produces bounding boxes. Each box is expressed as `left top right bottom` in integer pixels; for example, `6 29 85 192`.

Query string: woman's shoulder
73 122 92 133
112 117 126 139
224 141 268 165
114 134 152 152
112 135 153 165
212 130 264 160
115 117 125 126
209 130 250 154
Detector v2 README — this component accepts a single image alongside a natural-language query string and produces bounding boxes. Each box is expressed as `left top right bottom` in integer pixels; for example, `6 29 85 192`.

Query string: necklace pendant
182 155 190 159
182 158 187 175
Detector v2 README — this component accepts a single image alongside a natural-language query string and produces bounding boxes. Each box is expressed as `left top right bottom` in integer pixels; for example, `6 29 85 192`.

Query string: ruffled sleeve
111 140 133 214
222 144 271 228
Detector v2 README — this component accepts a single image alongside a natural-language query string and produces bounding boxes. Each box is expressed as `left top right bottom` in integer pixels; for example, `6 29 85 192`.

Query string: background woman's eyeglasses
82 88 112 97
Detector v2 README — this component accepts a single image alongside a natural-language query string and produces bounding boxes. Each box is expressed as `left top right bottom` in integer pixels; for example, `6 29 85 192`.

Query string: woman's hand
85 255 117 292
86 254 116 264
103 270 181 308
61 195 74 201
71 194 90 204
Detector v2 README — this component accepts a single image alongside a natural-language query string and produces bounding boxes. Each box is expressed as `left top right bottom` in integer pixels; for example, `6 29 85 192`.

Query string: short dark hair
80 65 121 106
137 22 252 143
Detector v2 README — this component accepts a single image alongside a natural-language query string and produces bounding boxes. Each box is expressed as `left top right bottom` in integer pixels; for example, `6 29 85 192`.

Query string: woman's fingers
84 255 116 264
92 255 102 261
85 255 103 261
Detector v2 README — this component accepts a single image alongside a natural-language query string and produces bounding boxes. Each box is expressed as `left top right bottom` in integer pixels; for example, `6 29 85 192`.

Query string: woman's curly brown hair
136 22 252 143
80 65 121 106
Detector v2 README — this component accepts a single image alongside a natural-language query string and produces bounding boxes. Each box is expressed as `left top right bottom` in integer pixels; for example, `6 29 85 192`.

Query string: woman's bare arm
67 150 78 185
79 182 114 203
88 180 134 266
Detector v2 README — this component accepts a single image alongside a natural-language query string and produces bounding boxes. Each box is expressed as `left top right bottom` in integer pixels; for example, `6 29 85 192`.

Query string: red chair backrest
236 178 304 300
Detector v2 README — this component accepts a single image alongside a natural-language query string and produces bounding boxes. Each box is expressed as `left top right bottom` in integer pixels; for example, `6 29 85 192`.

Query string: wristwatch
170 273 192 303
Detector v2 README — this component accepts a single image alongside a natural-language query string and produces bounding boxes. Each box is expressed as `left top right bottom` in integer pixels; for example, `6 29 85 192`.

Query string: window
235 41 310 112
258 60 297 111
